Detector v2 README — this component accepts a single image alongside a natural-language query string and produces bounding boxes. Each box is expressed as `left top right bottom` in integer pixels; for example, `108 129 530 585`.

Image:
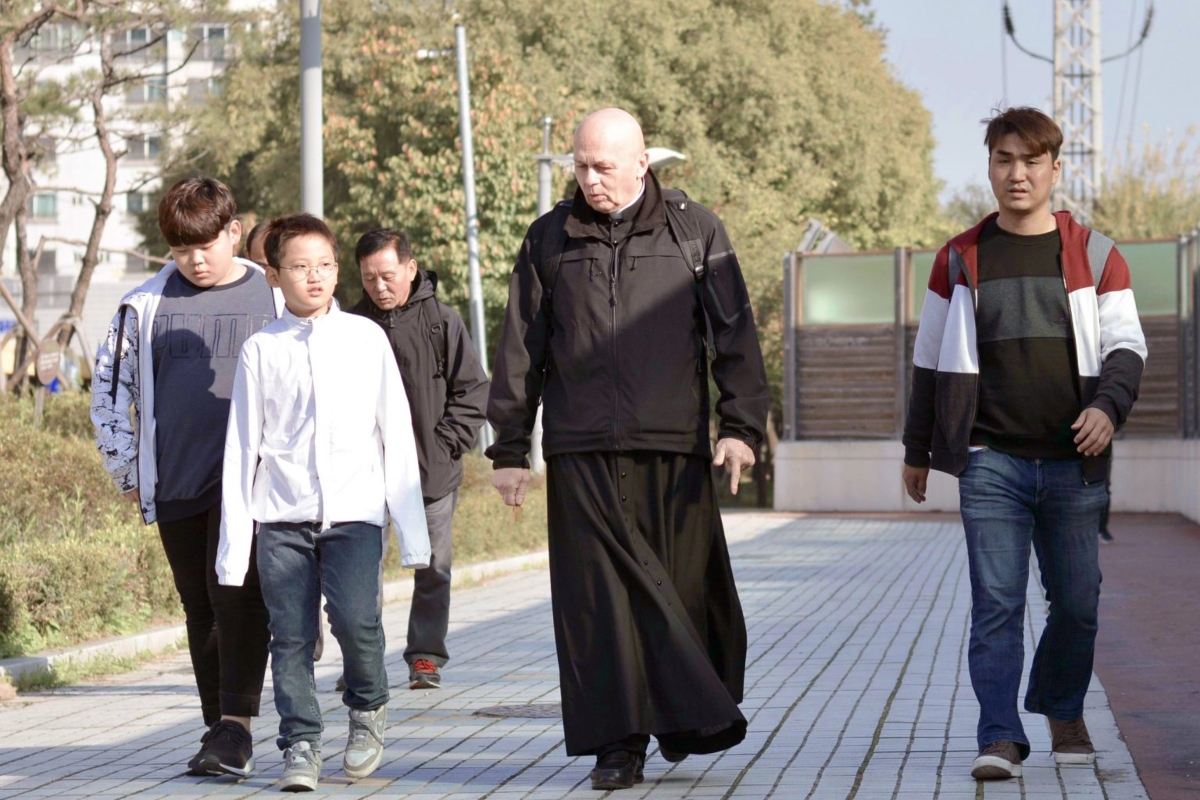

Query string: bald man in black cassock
486 108 770 791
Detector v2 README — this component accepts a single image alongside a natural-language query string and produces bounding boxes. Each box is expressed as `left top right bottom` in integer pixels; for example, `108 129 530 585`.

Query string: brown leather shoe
589 751 645 790
1047 716 1096 764
971 740 1022 780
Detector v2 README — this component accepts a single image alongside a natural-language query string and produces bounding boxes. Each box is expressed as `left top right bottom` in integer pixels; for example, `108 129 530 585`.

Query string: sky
869 0 1200 199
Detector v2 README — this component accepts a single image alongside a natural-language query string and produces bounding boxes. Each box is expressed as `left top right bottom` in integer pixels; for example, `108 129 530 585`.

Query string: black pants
157 498 271 726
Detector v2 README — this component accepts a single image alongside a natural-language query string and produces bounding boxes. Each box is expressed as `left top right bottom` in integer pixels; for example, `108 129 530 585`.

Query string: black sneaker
195 719 255 777
408 659 442 689
186 727 219 776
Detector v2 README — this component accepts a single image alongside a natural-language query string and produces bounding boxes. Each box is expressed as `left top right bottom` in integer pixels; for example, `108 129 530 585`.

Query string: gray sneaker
343 706 386 779
279 741 321 792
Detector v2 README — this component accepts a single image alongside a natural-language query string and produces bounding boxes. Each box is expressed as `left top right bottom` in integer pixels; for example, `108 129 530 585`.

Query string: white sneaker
343 706 386 779
279 741 321 792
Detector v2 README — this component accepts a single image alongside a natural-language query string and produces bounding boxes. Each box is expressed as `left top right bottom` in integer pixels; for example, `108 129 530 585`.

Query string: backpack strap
534 201 573 383
661 188 716 360
536 200 573 313
108 306 128 405
429 304 449 379
662 188 706 281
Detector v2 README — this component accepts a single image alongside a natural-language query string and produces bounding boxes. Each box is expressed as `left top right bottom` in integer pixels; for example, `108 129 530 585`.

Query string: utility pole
454 22 492 452
1053 0 1103 222
299 0 323 216
1003 1 1153 224
529 115 555 474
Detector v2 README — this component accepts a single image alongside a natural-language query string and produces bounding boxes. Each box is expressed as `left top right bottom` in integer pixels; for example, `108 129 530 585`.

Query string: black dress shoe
590 750 645 790
659 746 689 763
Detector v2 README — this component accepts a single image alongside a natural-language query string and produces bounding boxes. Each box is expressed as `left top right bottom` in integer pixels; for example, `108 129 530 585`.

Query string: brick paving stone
0 514 1152 799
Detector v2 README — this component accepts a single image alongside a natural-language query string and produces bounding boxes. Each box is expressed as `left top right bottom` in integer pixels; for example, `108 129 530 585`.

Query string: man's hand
122 488 140 504
1072 407 1115 456
713 438 755 495
902 465 929 504
492 467 531 507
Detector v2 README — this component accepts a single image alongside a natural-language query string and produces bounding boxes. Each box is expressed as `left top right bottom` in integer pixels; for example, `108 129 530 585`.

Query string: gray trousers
404 490 457 666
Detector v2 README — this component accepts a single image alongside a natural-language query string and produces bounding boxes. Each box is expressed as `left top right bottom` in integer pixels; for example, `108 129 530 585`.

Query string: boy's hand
713 438 755 495
1072 407 1115 456
122 488 140 504
492 467 531 507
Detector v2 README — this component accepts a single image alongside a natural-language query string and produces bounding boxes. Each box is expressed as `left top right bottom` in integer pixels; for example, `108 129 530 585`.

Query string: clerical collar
609 181 646 221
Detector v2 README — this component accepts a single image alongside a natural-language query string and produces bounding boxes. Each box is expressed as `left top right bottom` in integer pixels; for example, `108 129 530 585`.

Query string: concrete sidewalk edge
0 549 551 684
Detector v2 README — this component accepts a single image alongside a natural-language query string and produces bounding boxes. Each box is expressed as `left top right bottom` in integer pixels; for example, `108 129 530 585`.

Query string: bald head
573 108 650 214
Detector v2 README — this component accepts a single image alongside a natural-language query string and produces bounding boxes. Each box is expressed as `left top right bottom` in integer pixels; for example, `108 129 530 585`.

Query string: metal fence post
782 251 796 442
893 247 908 439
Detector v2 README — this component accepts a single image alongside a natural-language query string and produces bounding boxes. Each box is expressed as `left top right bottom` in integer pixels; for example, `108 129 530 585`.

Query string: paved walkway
0 514 1149 799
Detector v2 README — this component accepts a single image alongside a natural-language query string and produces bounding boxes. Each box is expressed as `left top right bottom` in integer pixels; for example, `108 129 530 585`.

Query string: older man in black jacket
350 229 489 691
487 107 769 790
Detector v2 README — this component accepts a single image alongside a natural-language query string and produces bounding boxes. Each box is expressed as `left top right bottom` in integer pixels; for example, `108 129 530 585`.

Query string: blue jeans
958 449 1106 758
257 521 390 752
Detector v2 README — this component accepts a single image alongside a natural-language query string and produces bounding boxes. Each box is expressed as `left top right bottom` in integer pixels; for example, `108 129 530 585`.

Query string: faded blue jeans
958 448 1106 759
257 520 390 752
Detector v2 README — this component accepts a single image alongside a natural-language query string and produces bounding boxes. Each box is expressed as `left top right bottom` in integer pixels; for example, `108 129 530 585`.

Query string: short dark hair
983 106 1063 160
158 177 237 247
264 213 340 269
354 228 413 267
244 219 272 260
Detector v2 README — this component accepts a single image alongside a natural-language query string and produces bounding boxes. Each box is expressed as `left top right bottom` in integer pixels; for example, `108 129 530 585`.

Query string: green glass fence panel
909 250 937 322
1120 241 1176 316
800 253 894 325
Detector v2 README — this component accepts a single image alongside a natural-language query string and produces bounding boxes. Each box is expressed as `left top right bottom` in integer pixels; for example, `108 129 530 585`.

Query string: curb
0 549 549 685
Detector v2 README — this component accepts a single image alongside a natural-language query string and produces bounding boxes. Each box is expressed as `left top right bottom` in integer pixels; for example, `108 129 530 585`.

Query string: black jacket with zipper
349 270 489 501
485 170 769 468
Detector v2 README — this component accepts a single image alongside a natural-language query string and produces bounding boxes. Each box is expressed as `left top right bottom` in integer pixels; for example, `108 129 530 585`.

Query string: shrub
0 392 548 657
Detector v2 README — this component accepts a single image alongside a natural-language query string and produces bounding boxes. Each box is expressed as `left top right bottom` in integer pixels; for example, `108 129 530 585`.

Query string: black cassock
545 450 747 756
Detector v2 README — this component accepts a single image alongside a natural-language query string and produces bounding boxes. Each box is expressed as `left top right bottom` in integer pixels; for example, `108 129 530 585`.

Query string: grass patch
13 641 185 693
0 391 547 659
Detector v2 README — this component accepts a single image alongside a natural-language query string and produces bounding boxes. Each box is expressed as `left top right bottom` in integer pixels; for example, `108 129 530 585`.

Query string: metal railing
782 232 1197 442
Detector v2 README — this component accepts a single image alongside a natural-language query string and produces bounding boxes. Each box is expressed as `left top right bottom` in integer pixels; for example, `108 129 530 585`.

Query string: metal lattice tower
1053 0 1103 223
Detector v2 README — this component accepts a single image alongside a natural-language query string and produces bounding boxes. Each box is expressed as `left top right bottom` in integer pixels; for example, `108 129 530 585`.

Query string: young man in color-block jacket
901 107 1146 781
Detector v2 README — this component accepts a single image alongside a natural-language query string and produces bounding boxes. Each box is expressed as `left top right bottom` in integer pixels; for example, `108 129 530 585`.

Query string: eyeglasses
276 262 337 281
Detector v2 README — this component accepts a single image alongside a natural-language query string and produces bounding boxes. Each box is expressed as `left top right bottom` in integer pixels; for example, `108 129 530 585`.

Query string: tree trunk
58 80 117 349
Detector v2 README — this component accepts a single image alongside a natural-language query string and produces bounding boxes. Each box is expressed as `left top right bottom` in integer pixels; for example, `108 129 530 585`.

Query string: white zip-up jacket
90 259 283 524
216 305 431 586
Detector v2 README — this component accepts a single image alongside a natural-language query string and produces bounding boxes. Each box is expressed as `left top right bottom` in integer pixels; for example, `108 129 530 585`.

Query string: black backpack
535 188 715 361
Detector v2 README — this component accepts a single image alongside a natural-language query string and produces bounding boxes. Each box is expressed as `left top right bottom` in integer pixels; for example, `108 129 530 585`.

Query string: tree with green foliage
152 0 949 500
145 1 546 331
1093 128 1200 240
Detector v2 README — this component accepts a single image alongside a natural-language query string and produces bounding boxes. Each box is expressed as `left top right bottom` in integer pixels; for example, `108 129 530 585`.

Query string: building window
28 193 57 220
112 26 165 61
126 135 162 162
125 75 167 105
126 252 149 272
34 136 56 164
26 248 57 274
126 191 151 213
189 24 227 62
186 76 222 106
16 22 82 64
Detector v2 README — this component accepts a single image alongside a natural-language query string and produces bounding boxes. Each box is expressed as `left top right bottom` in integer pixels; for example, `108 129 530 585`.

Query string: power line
1113 0 1139 150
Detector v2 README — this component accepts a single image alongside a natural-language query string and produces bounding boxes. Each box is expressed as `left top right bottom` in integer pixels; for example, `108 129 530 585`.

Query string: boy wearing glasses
217 213 430 791
91 177 278 777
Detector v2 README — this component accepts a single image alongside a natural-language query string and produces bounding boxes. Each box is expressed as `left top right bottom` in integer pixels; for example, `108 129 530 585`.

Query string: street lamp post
454 22 492 452
299 0 323 216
